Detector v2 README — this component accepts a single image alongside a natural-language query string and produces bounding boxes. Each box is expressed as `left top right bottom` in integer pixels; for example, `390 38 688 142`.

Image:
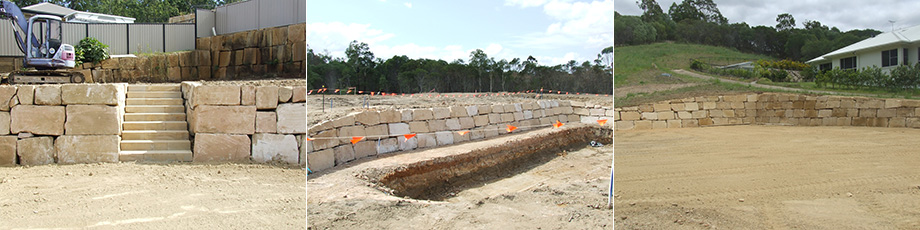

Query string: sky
614 0 920 33
306 0 614 66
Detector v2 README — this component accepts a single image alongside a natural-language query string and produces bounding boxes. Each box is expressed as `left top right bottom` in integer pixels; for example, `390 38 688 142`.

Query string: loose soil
615 125 920 229
615 83 701 98
307 93 612 126
307 126 614 229
0 163 306 229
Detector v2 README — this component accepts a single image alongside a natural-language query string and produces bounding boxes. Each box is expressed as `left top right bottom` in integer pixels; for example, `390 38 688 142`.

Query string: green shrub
75 37 109 65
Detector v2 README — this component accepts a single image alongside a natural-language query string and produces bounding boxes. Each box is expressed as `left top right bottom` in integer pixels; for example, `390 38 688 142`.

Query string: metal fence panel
128 24 165 54
224 0 259 34
205 0 305 37
0 23 22 56
87 24 127 55
196 9 215 38
165 24 194 52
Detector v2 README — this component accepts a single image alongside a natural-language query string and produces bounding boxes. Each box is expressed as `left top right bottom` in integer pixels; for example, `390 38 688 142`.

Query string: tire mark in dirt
856 193 920 229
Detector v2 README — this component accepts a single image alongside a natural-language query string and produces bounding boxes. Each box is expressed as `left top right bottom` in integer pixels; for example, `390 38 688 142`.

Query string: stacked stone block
1 84 126 166
182 82 306 165
198 23 305 80
306 100 616 173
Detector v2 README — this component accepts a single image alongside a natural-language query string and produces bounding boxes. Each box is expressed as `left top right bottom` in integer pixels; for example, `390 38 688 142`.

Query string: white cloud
505 0 550 7
404 2 412 8
306 22 396 57
511 0 613 52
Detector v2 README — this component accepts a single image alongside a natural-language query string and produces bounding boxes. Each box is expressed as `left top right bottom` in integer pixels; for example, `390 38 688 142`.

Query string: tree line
617 0 883 62
8 0 245 23
307 41 613 94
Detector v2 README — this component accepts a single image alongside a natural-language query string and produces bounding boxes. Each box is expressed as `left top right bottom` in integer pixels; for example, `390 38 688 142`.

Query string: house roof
21 2 76 17
807 24 920 63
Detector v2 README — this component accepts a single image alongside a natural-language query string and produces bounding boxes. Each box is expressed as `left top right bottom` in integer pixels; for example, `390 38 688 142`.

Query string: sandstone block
641 112 657 120
331 115 355 127
292 86 306 103
256 111 277 133
376 138 398 154
0 136 13 166
445 119 461 130
34 85 61 105
388 123 410 135
255 86 279 109
278 86 293 103
620 111 640 120
400 109 413 121
54 135 119 164
11 105 64 135
65 105 119 135
377 109 400 123
417 133 437 148
192 105 255 134
432 108 450 119
409 121 429 133
491 105 504 113
435 131 454 145
354 111 380 126
192 85 240 108
488 113 502 124
337 125 366 143
413 109 434 120
17 85 34 105
365 124 388 137
333 144 354 165
241 85 256 105
428 119 448 132
398 135 418 151
311 129 337 150
352 140 376 159
466 106 478 117
193 134 251 162
500 113 514 122
250 134 301 164
473 115 489 126
277 103 306 134
308 148 335 171
449 106 467 118
18 137 54 165
634 120 652 130
478 105 491 114
459 117 474 129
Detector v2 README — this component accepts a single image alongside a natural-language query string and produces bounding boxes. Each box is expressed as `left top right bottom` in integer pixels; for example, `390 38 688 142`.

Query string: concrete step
127 91 182 99
127 85 181 92
119 150 192 162
122 130 189 140
123 121 187 130
125 105 185 113
121 140 191 151
126 98 183 105
124 113 186 121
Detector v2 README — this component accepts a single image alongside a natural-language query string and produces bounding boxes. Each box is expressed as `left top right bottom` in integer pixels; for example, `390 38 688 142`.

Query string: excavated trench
366 125 612 201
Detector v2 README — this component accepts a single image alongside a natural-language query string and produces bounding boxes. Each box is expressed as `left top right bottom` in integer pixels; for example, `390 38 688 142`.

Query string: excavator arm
0 0 40 54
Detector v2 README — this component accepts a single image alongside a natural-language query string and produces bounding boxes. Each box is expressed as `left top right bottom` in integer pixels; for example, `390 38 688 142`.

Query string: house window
882 49 898 67
841 57 857 69
819 63 831 72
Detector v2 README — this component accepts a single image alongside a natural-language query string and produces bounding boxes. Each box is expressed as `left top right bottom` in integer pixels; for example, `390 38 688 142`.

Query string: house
20 2 134 23
807 25 920 72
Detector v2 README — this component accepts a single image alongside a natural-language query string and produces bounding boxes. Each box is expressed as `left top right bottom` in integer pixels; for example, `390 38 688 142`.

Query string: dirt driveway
0 163 305 229
614 125 920 229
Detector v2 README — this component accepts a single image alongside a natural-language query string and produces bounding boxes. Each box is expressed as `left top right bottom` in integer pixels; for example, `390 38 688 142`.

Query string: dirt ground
307 127 614 230
306 93 612 126
614 83 700 97
614 125 920 229
0 162 306 229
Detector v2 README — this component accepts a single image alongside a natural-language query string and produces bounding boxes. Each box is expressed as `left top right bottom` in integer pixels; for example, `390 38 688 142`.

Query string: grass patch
615 80 761 107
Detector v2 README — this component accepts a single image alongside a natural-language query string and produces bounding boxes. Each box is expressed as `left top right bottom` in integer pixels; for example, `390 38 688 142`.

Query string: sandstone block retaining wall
306 100 616 173
614 92 920 131
0 84 126 166
181 82 306 165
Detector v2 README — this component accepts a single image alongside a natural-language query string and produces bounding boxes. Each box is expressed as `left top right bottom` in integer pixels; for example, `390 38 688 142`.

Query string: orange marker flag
506 124 517 132
358 91 364 94
306 137 313 141
457 130 470 136
597 119 608 126
307 90 313 94
335 89 340 93
351 136 365 144
553 120 564 128
403 134 416 142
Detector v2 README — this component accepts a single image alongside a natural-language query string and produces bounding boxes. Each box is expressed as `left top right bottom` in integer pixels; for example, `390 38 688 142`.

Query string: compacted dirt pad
615 125 920 229
0 163 305 229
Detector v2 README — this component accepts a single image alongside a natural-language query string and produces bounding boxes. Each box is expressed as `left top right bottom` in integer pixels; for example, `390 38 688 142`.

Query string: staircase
119 84 192 162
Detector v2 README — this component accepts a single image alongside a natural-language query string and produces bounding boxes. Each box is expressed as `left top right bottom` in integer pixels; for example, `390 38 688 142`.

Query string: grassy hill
615 42 773 87
614 43 775 107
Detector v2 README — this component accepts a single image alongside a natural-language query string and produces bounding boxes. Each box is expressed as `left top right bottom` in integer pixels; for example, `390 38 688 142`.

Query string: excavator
0 0 84 84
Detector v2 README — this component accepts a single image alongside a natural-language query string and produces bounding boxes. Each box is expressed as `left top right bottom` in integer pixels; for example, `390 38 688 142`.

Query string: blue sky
307 0 613 66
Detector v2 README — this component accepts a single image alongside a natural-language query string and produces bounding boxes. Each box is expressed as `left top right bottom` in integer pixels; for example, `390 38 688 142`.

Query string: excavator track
7 70 84 84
